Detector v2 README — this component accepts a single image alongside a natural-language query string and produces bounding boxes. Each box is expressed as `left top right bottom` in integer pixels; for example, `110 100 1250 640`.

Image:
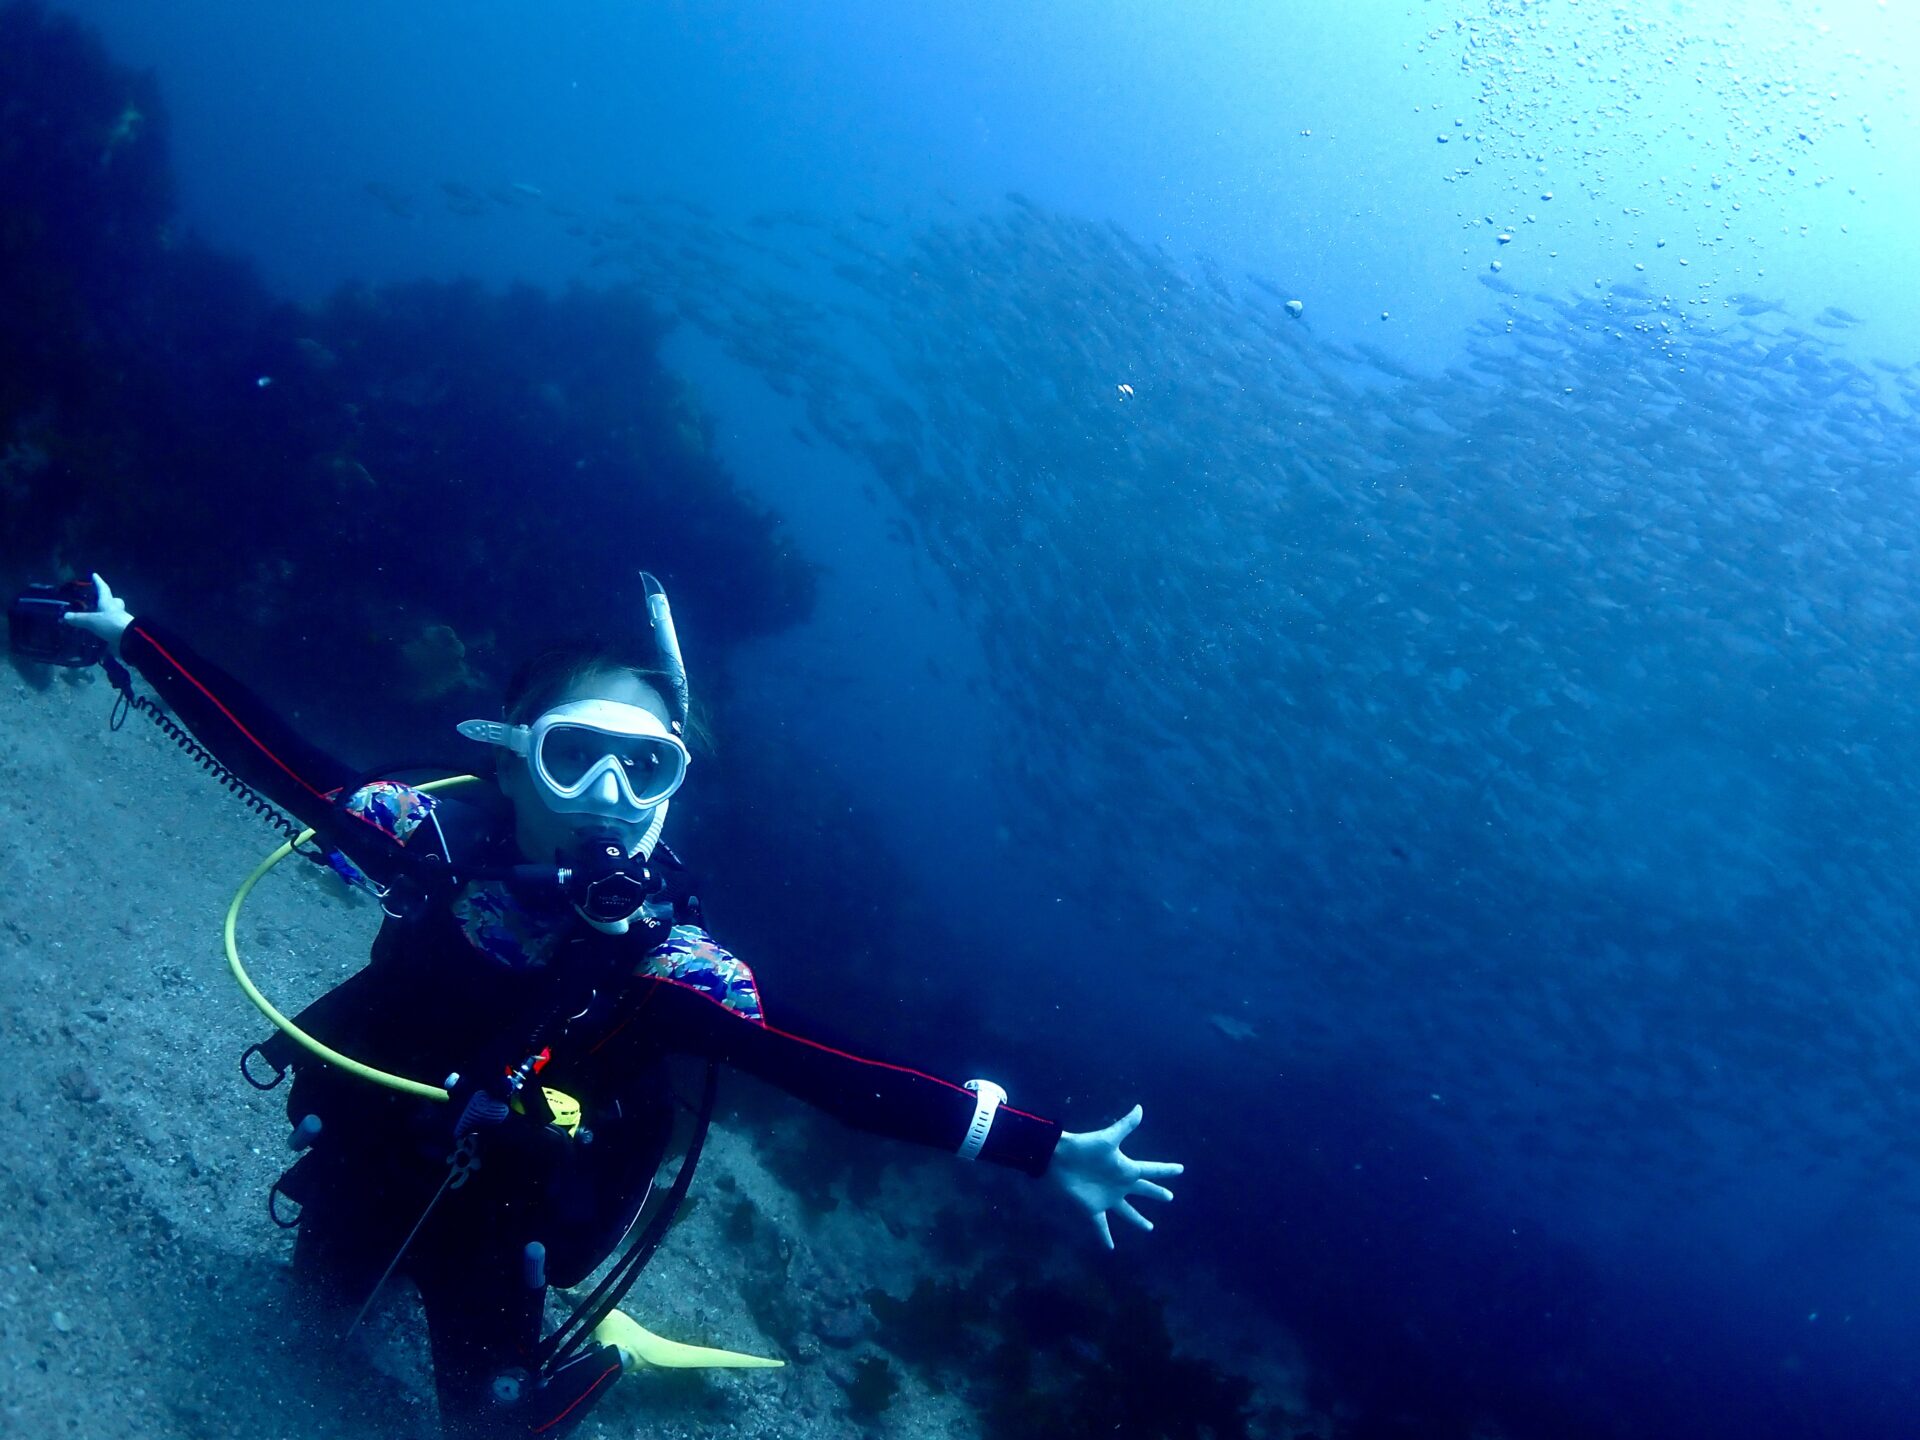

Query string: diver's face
502 669 674 862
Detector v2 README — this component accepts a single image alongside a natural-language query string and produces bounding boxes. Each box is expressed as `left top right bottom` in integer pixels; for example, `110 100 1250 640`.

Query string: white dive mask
458 698 690 828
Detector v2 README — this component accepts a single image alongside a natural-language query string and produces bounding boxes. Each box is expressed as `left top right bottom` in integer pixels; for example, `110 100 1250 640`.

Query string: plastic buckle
448 1133 483 1191
240 1043 287 1091
268 1177 303 1229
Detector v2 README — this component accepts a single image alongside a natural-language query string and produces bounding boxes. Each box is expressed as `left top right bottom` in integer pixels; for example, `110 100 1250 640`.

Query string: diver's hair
503 643 712 753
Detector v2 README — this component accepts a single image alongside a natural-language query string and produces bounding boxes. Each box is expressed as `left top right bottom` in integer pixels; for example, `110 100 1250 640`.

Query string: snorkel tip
639 571 690 737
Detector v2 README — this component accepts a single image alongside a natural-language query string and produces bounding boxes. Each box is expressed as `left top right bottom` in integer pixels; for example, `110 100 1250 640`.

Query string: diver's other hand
1049 1104 1183 1250
61 573 133 655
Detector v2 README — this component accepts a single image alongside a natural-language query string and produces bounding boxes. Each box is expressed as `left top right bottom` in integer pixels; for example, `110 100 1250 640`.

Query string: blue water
16 1 1920 1435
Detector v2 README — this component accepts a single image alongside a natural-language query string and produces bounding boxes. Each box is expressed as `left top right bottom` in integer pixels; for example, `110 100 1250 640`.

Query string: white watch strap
958 1079 1007 1161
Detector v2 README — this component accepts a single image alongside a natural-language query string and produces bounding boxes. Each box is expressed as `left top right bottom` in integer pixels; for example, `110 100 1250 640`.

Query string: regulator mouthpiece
562 832 665 935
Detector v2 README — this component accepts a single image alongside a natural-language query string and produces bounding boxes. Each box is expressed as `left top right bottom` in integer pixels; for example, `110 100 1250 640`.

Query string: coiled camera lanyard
102 654 313 849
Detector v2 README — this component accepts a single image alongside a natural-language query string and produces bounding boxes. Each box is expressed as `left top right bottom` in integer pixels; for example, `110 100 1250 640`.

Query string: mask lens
540 726 611 788
539 724 685 803
614 739 684 802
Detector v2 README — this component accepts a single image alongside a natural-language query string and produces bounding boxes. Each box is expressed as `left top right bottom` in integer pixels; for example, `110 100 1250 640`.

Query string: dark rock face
0 0 814 760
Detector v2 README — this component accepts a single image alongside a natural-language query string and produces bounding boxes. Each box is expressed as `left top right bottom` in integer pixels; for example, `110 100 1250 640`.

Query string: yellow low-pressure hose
223 776 479 1101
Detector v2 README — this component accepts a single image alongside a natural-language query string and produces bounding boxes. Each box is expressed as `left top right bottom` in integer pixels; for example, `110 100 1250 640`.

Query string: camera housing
8 581 106 667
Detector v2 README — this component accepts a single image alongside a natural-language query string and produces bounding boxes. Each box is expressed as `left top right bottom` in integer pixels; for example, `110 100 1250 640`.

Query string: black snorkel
639 570 690 740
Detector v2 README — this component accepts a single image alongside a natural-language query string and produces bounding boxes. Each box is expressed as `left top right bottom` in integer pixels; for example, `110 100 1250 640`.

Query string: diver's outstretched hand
1050 1105 1183 1250
61 573 133 655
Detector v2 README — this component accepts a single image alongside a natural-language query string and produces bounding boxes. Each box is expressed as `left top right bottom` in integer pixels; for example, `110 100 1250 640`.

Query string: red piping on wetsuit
597 972 1053 1125
131 624 396 848
529 1360 621 1434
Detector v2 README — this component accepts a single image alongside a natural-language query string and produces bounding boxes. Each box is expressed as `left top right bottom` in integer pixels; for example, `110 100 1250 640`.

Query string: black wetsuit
119 619 1061 1438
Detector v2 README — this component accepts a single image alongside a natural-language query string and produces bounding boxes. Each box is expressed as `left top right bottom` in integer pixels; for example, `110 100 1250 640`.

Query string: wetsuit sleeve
598 932 1062 1176
117 617 405 871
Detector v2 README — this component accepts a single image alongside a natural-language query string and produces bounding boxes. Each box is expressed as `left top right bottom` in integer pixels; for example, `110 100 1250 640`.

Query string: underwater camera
8 581 105 667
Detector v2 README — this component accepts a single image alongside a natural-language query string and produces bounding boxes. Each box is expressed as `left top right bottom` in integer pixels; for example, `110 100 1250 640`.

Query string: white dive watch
958 1079 1008 1161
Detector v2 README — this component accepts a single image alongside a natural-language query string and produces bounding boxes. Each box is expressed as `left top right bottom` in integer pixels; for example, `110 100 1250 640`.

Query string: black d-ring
268 1177 303 1229
241 1043 287 1090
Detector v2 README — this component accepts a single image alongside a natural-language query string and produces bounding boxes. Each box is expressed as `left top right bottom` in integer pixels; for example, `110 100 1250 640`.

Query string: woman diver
57 572 1183 1439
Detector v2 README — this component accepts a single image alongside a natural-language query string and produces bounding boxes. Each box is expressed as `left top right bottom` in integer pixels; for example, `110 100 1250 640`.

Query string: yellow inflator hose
223 775 480 1101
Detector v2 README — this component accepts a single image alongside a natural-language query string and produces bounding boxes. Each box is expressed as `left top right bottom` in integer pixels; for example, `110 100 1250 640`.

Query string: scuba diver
38 572 1182 1439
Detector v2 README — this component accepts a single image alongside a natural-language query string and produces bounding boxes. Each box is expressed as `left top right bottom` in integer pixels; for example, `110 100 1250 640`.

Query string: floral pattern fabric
450 879 574 970
636 925 764 1024
341 779 438 844
336 783 759 1012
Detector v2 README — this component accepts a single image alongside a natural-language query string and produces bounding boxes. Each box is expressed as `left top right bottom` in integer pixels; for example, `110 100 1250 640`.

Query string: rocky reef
0 0 813 761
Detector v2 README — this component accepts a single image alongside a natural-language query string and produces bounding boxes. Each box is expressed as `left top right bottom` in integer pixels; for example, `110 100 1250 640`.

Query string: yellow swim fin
591 1308 784 1371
